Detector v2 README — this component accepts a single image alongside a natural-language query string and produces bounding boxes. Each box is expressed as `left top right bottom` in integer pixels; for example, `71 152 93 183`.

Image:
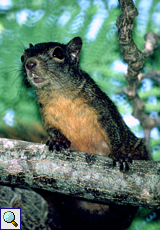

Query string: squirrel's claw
109 153 132 171
46 139 71 152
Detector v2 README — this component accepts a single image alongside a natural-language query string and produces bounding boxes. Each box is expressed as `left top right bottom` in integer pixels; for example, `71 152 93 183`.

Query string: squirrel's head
21 37 82 89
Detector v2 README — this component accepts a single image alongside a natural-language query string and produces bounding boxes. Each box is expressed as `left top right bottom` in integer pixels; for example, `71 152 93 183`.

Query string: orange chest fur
39 94 111 156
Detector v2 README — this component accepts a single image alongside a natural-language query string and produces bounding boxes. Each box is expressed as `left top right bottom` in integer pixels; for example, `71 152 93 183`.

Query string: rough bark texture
0 138 160 209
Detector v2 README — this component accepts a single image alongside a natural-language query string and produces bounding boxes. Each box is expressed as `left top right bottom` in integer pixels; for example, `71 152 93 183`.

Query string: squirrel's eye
52 47 64 60
21 55 24 62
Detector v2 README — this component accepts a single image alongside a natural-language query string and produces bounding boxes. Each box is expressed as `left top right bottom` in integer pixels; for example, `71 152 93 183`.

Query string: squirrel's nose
26 58 37 71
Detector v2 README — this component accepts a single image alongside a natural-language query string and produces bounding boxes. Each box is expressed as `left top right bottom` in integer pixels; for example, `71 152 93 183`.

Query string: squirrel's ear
67 37 82 64
29 43 34 48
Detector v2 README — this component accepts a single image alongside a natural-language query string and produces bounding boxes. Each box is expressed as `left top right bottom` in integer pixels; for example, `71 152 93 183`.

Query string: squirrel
21 37 150 230
21 36 149 170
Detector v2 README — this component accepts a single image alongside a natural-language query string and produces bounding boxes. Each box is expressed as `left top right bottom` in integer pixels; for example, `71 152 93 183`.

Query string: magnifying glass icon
3 211 18 227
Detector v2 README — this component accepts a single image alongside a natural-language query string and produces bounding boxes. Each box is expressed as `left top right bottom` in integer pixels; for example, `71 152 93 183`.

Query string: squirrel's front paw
46 139 71 152
109 153 132 171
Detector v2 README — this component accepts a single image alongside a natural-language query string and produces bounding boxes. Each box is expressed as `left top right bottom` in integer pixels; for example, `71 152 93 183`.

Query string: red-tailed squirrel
21 36 149 170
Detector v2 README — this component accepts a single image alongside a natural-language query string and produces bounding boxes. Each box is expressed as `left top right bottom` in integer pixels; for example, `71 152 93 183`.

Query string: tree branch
116 0 160 151
138 69 160 85
0 138 160 208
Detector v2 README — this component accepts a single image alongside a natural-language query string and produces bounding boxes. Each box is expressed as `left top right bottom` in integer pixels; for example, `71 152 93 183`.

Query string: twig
138 69 160 85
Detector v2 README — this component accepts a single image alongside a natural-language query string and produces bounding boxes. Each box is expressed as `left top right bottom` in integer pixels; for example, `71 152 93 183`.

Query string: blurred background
0 0 160 229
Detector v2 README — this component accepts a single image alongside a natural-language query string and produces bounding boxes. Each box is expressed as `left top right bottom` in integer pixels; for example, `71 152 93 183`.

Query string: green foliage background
0 0 160 229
